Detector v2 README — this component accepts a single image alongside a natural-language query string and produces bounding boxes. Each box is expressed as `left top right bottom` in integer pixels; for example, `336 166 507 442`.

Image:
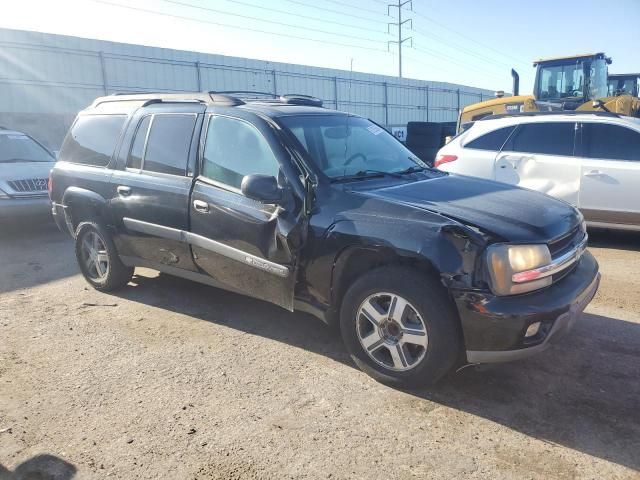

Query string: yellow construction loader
608 73 640 97
458 53 640 130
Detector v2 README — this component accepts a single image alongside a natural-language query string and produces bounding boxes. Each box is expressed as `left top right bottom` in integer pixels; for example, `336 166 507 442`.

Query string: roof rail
211 90 277 99
481 110 622 121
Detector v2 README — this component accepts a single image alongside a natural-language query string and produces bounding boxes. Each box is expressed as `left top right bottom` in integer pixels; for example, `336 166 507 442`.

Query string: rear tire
75 222 133 291
339 266 461 388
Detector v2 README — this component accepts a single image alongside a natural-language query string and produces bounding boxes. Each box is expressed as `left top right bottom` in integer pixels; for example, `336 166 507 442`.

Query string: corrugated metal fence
0 28 495 148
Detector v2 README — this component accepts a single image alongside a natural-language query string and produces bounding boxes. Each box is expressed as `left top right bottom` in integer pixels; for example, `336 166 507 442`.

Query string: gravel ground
1 223 639 480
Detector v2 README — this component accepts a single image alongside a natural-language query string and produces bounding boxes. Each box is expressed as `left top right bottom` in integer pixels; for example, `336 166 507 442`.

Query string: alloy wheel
356 292 429 371
80 231 109 281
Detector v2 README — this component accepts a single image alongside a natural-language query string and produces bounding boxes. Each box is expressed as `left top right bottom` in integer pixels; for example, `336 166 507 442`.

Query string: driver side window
201 116 280 190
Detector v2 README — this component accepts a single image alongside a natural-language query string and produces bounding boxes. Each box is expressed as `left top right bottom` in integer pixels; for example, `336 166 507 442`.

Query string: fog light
525 321 541 338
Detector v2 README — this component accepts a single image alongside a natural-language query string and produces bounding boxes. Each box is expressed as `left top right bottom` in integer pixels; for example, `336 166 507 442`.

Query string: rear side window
504 122 575 156
61 115 126 167
581 123 640 161
142 115 197 176
464 126 515 151
202 116 280 189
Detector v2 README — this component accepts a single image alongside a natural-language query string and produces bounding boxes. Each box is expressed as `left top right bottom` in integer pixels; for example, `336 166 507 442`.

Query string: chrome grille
8 178 48 193
549 225 584 258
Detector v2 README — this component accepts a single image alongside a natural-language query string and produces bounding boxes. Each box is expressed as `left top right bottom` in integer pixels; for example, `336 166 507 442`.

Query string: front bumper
0 196 52 220
453 251 600 363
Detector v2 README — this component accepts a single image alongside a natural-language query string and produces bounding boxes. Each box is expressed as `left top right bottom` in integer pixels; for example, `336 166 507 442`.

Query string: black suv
50 92 600 387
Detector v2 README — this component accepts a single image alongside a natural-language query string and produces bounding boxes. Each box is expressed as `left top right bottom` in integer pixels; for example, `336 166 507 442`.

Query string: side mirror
241 174 283 204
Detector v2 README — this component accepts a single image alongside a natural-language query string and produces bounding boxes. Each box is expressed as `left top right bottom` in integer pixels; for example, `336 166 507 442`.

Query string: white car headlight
486 243 552 295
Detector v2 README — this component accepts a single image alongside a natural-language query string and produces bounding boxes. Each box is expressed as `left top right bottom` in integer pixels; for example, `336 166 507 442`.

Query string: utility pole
387 0 413 78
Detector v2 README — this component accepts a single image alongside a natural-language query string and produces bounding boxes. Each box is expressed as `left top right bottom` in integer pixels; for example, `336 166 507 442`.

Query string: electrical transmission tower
387 0 413 78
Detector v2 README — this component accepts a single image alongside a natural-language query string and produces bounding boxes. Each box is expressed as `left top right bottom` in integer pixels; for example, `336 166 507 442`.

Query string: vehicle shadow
0 221 76 294
114 271 640 472
0 454 77 480
588 227 640 252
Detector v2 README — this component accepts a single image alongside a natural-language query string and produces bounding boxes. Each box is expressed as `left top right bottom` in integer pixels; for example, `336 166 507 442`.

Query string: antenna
388 0 413 78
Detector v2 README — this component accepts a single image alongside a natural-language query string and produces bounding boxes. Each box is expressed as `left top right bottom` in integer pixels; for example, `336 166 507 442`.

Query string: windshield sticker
367 124 384 135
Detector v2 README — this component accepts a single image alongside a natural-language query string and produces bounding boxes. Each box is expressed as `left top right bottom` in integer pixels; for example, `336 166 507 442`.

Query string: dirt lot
1 223 639 480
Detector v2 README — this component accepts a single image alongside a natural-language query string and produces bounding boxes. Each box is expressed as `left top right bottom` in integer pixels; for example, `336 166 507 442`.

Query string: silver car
0 127 56 221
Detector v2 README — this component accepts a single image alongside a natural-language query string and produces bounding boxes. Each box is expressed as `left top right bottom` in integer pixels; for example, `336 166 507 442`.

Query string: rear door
577 121 640 227
494 121 580 205
454 125 516 179
189 114 305 310
110 104 204 270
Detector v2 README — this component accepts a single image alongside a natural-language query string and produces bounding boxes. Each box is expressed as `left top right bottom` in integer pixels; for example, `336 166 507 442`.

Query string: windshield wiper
396 165 427 174
331 169 405 183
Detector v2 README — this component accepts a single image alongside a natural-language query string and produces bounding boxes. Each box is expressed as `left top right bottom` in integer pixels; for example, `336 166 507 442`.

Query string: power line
89 0 390 53
281 0 388 25
160 0 383 44
410 45 507 83
218 0 386 35
323 0 390 17
411 8 529 68
409 25 517 71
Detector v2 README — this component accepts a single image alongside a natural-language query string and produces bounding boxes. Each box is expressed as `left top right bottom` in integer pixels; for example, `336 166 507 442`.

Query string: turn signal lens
434 154 458 168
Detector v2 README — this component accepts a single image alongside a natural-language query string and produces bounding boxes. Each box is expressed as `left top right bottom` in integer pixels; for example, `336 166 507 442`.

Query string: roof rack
210 91 324 107
212 90 277 99
481 110 622 121
94 92 244 107
92 91 324 109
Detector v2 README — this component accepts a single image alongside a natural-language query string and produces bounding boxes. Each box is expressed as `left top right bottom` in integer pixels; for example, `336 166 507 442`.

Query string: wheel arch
62 187 110 236
329 245 443 325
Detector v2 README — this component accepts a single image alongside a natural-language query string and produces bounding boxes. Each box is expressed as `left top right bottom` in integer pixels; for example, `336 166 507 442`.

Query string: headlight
486 244 552 295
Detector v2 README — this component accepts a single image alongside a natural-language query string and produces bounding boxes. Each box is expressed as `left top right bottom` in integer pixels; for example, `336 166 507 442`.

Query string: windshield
279 115 425 179
608 77 639 97
537 61 586 100
0 133 54 163
537 58 608 101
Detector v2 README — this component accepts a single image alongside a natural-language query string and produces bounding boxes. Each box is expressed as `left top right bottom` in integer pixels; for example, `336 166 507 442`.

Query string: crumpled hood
357 174 580 242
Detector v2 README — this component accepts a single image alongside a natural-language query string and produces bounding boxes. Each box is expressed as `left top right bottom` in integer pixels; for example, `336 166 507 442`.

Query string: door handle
193 199 209 213
117 186 132 197
584 170 604 177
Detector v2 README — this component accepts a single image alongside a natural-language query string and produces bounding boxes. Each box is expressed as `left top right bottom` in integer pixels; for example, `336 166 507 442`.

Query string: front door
110 106 203 270
578 122 640 227
189 114 305 310
495 121 581 205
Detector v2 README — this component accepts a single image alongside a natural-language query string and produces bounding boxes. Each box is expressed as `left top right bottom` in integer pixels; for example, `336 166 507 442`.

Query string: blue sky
2 0 639 93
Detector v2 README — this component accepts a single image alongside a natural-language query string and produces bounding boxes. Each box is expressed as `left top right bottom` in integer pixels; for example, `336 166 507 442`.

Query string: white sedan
436 113 640 231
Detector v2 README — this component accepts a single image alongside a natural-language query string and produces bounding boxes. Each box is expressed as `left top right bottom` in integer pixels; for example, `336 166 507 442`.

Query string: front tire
75 222 133 291
340 266 461 388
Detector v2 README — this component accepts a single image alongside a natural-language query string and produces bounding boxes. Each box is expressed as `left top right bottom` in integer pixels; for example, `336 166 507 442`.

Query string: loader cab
534 53 611 108
608 74 640 98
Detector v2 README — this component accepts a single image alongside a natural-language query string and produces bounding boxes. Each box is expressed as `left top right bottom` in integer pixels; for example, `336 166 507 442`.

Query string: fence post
98 51 108 95
334 76 339 109
272 69 277 96
195 61 202 91
383 82 389 127
456 88 461 113
425 85 429 122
